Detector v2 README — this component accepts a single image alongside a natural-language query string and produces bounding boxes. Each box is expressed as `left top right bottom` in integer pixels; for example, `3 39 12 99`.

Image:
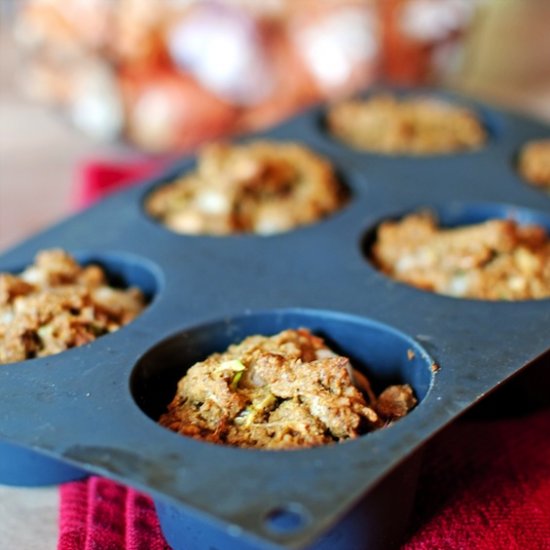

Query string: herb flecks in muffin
372 212 550 300
146 141 347 235
160 328 416 450
0 249 146 364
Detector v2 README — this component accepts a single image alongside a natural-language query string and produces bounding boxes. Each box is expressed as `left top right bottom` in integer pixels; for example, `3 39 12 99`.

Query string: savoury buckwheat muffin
518 139 550 190
145 141 347 235
159 328 417 450
327 94 487 154
0 249 146 364
371 212 550 300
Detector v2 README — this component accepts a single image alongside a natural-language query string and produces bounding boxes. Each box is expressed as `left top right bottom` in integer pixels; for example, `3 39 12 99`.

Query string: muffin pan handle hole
263 503 311 536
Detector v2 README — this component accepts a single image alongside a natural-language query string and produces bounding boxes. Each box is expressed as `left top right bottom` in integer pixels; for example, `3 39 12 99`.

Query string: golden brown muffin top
0 249 145 364
160 328 416 449
146 141 347 235
327 94 487 154
372 212 550 300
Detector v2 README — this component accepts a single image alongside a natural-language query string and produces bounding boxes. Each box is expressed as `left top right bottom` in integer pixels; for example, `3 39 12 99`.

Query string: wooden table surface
1 3 550 548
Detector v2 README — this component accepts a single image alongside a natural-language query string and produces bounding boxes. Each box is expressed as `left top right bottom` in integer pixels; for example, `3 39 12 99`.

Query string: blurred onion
167 2 276 106
238 26 320 132
380 0 476 85
121 70 239 153
399 0 476 43
16 0 113 55
112 0 170 67
69 60 124 142
290 1 381 97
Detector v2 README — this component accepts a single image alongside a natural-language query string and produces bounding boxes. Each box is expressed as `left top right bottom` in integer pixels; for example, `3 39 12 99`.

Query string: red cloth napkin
404 406 550 550
58 160 550 550
71 159 163 209
59 476 171 550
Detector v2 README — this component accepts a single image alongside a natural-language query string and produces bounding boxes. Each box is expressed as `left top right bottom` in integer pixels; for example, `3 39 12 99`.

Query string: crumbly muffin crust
518 139 550 189
146 141 347 235
327 94 487 154
372 212 550 300
160 328 416 449
0 249 146 364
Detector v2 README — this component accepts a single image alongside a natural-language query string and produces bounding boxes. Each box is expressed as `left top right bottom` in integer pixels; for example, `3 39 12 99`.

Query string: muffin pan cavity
131 309 434 435
142 140 351 237
0 88 549 549
320 89 504 156
1 249 162 305
70 250 163 308
362 202 550 302
0 250 161 366
0 250 162 485
362 201 550 252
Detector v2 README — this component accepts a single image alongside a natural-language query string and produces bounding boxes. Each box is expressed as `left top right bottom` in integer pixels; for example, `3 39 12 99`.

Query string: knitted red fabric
71 159 164 209
57 161 550 550
59 477 171 550
405 408 550 550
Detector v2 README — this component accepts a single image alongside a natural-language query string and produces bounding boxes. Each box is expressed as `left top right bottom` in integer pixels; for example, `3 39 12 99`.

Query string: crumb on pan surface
519 139 550 189
371 212 550 300
327 94 487 154
145 141 347 235
0 249 146 364
159 328 416 450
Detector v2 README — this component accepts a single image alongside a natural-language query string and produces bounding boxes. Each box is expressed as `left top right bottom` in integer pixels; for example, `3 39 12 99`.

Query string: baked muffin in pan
160 328 416 449
518 139 550 190
145 141 348 235
0 249 145 364
371 212 550 300
327 94 487 155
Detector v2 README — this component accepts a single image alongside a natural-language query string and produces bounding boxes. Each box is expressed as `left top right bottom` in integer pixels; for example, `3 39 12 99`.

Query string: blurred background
1 0 550 250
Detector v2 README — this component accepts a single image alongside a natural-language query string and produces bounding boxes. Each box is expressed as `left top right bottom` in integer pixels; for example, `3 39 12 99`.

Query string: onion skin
121 70 239 153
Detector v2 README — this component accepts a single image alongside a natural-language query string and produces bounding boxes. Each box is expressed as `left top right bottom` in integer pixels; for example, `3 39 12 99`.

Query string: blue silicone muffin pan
0 88 549 550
